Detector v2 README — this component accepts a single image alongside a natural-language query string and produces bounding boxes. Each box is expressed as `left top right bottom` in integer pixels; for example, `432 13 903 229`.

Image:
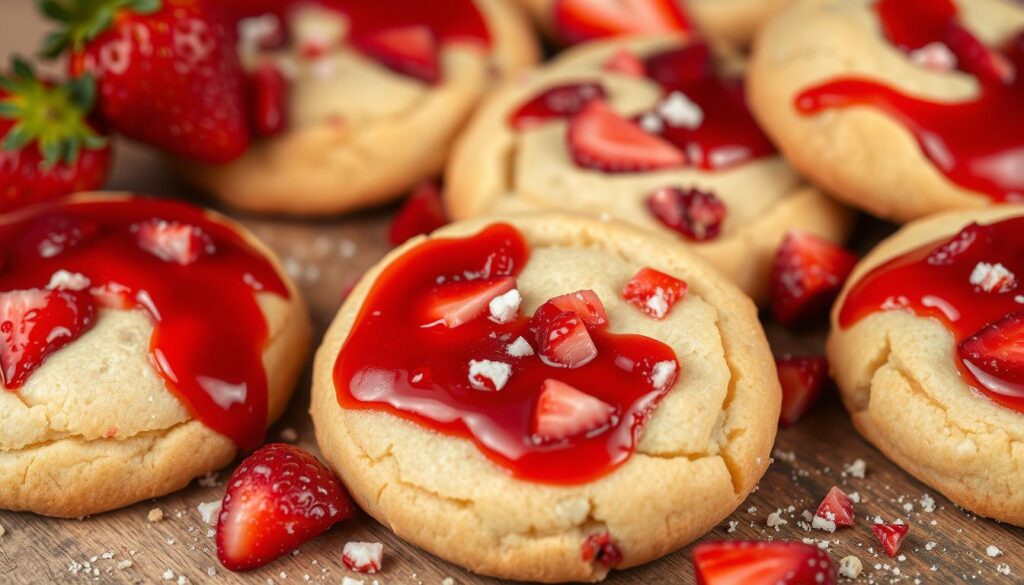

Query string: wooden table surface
1 2 1022 584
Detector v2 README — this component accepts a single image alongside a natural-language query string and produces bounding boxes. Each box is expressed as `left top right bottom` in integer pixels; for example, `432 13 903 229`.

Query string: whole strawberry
40 0 251 163
0 57 111 212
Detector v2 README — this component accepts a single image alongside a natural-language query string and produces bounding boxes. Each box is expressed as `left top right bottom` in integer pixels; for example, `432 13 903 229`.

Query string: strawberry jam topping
839 217 1024 413
0 198 289 451
796 0 1024 201
332 224 680 484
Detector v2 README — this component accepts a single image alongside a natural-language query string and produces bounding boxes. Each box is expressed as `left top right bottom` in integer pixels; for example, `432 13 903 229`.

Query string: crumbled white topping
506 336 534 357
657 91 703 129
197 472 220 487
848 492 861 504
812 513 837 533
986 545 1003 558
290 5 346 53
650 360 677 390
767 509 788 530
638 112 664 133
342 578 365 585
726 520 738 533
843 459 866 478
909 42 957 72
162 570 175 581
839 556 863 579
646 288 670 319
468 359 512 391
997 564 1012 576
488 289 522 324
47 270 90 291
442 579 455 585
197 500 222 525
970 262 1016 293
919 494 935 513
342 542 384 574
925 541 937 551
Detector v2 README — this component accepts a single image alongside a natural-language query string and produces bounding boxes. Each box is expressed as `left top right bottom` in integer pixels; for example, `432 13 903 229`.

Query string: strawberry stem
36 0 162 57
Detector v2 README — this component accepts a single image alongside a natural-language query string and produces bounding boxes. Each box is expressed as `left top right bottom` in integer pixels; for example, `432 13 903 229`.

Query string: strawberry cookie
178 0 539 216
311 213 780 581
0 194 310 517
749 0 1024 222
446 36 850 302
828 206 1024 526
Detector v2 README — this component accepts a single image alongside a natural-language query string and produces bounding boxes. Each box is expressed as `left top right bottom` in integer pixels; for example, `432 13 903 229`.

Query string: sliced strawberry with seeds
581 532 622 568
775 355 828 427
356 25 440 84
424 277 517 328
135 219 215 266
602 48 646 77
816 487 855 529
216 443 354 571
553 0 691 45
533 379 615 442
249 60 288 137
342 541 384 574
548 290 608 329
647 187 727 242
567 100 686 173
871 523 909 557
388 180 449 246
0 288 95 388
622 267 687 319
771 231 857 326
943 22 1014 85
693 540 837 585
528 302 598 368
958 311 1024 389
509 83 606 131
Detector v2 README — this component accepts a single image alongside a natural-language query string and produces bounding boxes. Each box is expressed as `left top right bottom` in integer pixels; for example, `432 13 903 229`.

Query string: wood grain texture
1 2 1023 583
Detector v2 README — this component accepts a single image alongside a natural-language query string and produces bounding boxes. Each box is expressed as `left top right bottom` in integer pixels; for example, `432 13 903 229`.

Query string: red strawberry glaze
838 217 1024 413
795 1 1024 201
0 198 289 451
332 224 680 484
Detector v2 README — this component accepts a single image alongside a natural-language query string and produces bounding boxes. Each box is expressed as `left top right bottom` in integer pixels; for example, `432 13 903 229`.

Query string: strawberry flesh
622 267 688 319
647 187 727 241
424 277 517 328
510 83 606 131
775 355 828 427
388 180 449 246
356 25 440 84
135 219 214 266
548 290 608 329
958 311 1024 389
553 0 692 45
871 523 909 557
644 43 715 88
581 531 622 568
944 22 1014 85
528 302 598 368
568 100 686 173
0 288 95 388
771 231 857 326
533 378 615 442
816 487 855 528
602 48 646 77
249 60 288 137
692 540 837 585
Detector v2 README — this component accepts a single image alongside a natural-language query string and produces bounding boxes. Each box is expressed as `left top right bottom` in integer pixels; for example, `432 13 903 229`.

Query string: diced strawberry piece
216 443 354 571
356 25 440 84
0 288 95 388
622 267 687 319
249 60 288 137
548 290 608 329
944 22 1014 85
692 540 838 585
553 0 692 45
602 48 646 77
926 222 993 266
528 303 598 368
424 277 517 328
581 532 622 568
644 43 715 89
646 187 727 242
342 541 384 574
771 231 857 326
871 523 909 558
134 219 214 266
567 100 686 173
958 311 1024 386
775 355 828 427
388 180 449 246
509 83 606 131
816 487 856 529
18 213 101 260
533 379 615 441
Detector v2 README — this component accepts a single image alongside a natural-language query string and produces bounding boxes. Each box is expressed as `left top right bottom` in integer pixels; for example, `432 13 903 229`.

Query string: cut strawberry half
958 311 1024 388
528 302 598 368
548 290 608 329
388 180 449 246
775 355 828 427
553 0 692 45
622 267 688 319
815 487 855 529
356 25 440 84
644 43 715 89
926 222 993 266
249 60 288 137
216 443 354 572
0 288 96 388
692 540 837 585
424 276 517 328
871 523 909 557
944 22 1014 85
509 83 606 131
533 379 615 442
602 48 646 77
581 532 622 568
567 100 686 173
647 187 727 242
771 231 857 326
134 219 215 266
341 541 383 574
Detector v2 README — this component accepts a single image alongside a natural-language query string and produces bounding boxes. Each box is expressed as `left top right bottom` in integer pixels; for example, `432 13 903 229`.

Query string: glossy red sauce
839 217 1024 413
0 198 290 451
332 224 680 484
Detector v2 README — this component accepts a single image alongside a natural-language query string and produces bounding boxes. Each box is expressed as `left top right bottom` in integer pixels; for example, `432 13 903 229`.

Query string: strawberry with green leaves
39 0 251 163
0 57 110 212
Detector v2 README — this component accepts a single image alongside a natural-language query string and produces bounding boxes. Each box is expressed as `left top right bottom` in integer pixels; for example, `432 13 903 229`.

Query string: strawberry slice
19 213 101 260
249 60 288 137
341 541 384 574
871 523 909 558
388 180 449 246
216 443 354 571
771 231 857 326
356 25 440 84
644 43 715 89
0 288 96 388
602 48 646 77
958 311 1024 388
424 277 517 328
581 532 622 568
926 222 993 266
567 100 686 173
553 0 692 45
528 302 598 368
775 355 828 427
692 540 838 585
815 487 856 529
548 290 608 329
647 187 727 242
533 379 615 442
622 267 688 319
134 219 215 266
944 22 1014 85
509 83 607 131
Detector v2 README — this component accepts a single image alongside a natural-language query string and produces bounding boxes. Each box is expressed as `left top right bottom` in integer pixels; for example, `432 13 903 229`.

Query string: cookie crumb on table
148 508 164 522
838 555 863 579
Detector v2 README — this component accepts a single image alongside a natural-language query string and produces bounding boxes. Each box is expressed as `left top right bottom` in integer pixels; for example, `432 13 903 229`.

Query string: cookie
0 194 310 517
446 35 851 303
749 0 1024 223
828 205 1024 526
178 0 539 216
311 213 780 582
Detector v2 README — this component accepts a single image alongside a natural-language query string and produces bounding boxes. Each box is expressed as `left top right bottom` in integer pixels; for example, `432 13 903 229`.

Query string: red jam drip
332 224 680 484
839 217 1024 413
325 0 491 47
795 0 1024 201
0 198 290 451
